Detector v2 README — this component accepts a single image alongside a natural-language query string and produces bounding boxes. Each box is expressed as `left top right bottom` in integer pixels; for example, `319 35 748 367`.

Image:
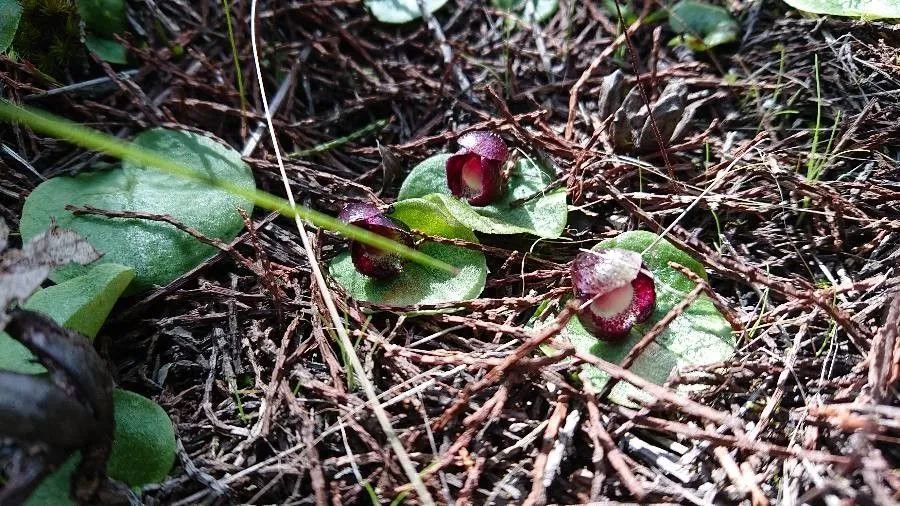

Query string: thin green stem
806 54 822 181
222 0 248 122
0 102 456 274
290 118 388 158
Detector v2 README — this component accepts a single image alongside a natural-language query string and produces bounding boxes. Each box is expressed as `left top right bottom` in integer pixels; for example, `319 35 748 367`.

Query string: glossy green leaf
562 231 735 406
0 262 134 374
20 128 256 294
782 0 900 18
84 36 127 64
76 0 124 36
24 389 176 505
0 0 23 53
668 0 739 50
364 0 449 23
398 154 567 238
329 198 487 306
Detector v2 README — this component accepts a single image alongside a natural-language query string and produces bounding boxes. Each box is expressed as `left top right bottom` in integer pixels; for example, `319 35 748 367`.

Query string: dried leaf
378 141 403 193
0 225 100 326
19 225 100 266
598 70 627 121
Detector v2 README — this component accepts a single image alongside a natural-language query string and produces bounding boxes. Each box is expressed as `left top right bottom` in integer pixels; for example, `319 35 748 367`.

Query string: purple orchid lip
446 131 509 207
571 248 657 341
338 203 415 280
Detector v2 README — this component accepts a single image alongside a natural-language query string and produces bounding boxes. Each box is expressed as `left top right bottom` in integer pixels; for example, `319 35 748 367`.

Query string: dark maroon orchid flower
571 248 656 341
339 203 415 280
446 131 509 206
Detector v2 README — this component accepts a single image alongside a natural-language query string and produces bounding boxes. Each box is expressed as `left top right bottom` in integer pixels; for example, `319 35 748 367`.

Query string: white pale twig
249 3 435 504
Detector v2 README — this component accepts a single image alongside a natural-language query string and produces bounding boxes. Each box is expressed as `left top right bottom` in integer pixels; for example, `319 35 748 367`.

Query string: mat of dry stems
1 1 899 504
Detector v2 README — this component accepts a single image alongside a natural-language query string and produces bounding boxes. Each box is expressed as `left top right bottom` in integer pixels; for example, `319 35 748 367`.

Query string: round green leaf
782 0 900 18
364 0 449 23
20 128 256 294
329 198 487 306
106 389 177 487
0 262 134 374
668 0 739 50
84 36 127 64
24 389 176 505
562 231 735 406
0 0 23 53
398 153 567 238
76 0 125 37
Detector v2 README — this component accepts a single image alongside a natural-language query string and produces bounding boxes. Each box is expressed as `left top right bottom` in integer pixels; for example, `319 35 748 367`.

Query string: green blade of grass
290 118 389 158
806 53 822 181
0 101 457 274
222 0 248 122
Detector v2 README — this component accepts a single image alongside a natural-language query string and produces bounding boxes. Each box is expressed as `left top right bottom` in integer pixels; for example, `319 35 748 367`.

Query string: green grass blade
0 102 457 274
222 0 248 119
290 118 388 158
806 54 822 181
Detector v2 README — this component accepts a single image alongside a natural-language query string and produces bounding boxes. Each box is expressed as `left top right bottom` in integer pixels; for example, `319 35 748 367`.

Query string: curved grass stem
0 102 456 275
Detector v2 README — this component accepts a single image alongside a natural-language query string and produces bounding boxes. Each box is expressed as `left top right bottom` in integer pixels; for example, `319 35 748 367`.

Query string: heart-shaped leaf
562 231 735 406
364 0 449 23
398 154 567 238
0 262 134 374
24 389 176 505
20 128 256 294
329 198 487 306
668 0 739 50
0 0 23 52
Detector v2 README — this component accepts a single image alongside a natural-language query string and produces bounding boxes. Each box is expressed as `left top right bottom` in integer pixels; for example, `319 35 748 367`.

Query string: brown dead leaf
0 224 100 328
